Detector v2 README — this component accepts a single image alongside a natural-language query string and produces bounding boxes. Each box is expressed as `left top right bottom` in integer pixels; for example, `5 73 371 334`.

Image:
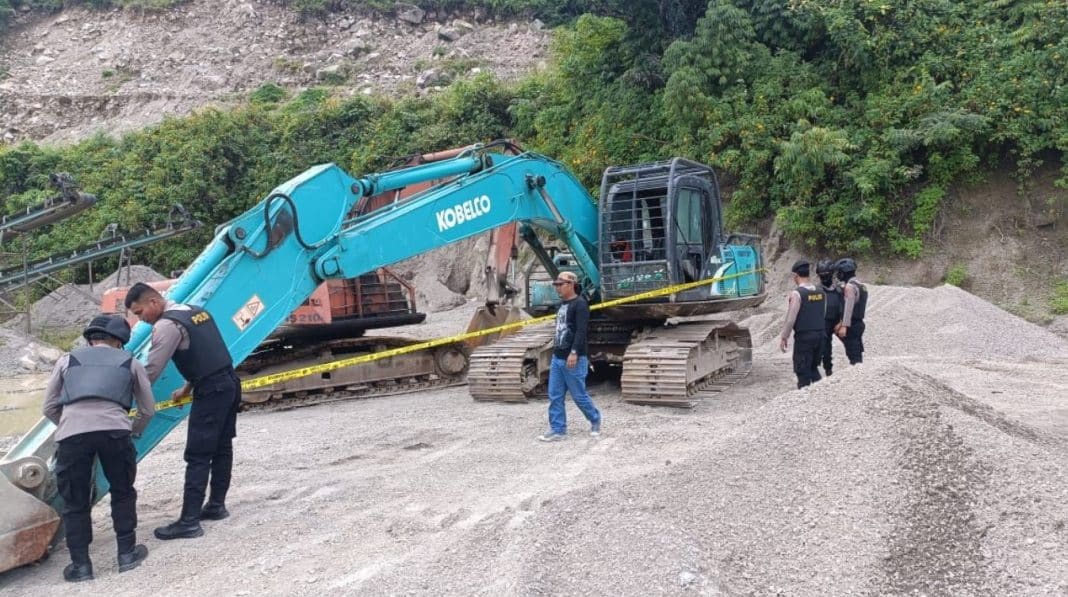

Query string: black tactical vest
822 283 843 323
161 306 233 384
794 286 826 333
60 346 135 410
848 280 868 322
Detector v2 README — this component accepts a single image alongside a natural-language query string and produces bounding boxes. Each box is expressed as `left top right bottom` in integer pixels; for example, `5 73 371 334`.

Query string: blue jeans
547 356 601 434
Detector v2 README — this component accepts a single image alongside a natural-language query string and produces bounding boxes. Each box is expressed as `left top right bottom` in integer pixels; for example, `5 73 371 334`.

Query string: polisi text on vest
435 195 492 232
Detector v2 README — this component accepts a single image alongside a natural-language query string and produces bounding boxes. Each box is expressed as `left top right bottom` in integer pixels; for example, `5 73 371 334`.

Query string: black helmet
816 259 836 276
83 315 131 345
834 257 857 275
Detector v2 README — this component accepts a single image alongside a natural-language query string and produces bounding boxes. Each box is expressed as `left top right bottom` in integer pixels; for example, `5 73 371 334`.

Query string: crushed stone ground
1 283 1066 595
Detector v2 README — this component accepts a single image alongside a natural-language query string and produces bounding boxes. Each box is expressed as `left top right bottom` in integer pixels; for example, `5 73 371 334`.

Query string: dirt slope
0 1 548 144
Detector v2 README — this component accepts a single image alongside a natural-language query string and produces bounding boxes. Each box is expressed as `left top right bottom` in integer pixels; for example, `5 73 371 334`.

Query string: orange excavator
101 145 522 408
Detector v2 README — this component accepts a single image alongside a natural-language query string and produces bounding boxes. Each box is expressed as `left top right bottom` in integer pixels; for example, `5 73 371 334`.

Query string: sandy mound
3 265 164 336
862 284 1068 361
509 363 1068 596
348 363 1066 596
746 284 1068 362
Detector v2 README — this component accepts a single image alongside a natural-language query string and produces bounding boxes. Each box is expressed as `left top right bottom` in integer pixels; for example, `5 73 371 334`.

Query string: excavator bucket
0 471 59 572
464 303 523 349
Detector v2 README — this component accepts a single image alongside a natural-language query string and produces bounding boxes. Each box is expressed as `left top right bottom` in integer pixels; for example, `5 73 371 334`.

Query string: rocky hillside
0 0 549 143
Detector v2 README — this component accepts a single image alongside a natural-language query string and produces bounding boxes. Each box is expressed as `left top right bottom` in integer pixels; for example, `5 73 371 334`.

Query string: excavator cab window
600 181 672 298
604 188 666 264
599 159 726 300
673 187 707 282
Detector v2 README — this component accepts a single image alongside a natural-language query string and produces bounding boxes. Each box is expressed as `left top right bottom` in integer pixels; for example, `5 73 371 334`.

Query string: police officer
779 260 826 388
816 259 843 376
124 283 240 540
834 257 867 364
43 315 155 582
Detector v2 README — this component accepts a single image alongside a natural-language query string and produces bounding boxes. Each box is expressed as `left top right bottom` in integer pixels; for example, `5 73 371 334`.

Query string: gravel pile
862 284 1068 361
344 283 1068 596
747 284 1068 361
509 363 1068 596
3 265 164 335
0 325 62 375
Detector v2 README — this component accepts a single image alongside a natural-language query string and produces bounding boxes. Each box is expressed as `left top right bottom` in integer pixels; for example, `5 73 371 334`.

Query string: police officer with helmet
816 259 843 376
779 260 826 388
43 315 155 582
834 257 868 364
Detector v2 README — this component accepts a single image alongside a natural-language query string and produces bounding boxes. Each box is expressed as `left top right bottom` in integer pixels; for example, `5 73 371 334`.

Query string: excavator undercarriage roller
238 337 471 408
468 324 555 402
620 321 753 408
466 320 754 408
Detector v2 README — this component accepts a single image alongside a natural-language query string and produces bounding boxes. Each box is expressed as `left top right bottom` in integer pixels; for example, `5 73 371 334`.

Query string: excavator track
620 321 753 408
238 336 470 410
468 323 556 402
241 375 464 413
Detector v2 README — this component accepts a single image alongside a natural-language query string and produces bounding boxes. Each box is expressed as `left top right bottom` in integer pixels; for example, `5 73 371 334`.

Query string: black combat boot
200 500 230 521
63 546 93 582
153 503 204 540
117 532 149 572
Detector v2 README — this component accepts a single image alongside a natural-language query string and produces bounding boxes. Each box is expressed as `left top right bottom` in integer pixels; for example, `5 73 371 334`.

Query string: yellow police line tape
149 267 765 412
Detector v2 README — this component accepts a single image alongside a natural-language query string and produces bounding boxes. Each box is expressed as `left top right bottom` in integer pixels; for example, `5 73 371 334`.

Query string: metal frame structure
597 158 723 300
0 172 201 334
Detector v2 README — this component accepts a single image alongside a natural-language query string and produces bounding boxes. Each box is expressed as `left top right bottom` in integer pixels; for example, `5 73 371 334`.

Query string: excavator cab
596 159 763 317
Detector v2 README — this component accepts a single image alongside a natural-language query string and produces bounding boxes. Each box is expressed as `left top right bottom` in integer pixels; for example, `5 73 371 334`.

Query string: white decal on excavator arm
435 195 492 232
232 294 264 331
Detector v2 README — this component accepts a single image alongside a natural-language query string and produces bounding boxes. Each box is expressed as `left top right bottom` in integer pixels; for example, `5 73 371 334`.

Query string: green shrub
317 69 347 86
1052 280 1068 315
945 265 967 287
250 83 286 105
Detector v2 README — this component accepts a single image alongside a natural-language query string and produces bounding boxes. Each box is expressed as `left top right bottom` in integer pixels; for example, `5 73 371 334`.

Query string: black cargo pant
793 330 824 389
821 319 838 376
843 321 865 364
55 430 138 561
182 368 241 518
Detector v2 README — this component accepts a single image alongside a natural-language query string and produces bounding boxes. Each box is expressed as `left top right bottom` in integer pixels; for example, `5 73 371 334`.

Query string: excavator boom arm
318 153 599 284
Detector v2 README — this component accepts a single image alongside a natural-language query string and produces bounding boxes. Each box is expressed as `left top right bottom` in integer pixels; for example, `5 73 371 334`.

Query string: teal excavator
0 142 765 573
